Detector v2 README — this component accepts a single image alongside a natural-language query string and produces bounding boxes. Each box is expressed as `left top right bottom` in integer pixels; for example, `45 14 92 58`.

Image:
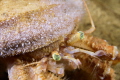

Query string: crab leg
82 0 95 34
7 57 65 80
67 31 119 60
74 52 115 80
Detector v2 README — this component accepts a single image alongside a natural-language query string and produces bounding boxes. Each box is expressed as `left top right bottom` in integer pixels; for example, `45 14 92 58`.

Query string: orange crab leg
67 32 119 60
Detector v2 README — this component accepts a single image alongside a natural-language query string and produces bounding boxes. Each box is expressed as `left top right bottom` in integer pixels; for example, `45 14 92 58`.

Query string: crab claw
62 56 81 69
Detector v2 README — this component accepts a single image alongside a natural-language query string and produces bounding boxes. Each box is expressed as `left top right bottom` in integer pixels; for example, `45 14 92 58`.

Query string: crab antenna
82 0 95 34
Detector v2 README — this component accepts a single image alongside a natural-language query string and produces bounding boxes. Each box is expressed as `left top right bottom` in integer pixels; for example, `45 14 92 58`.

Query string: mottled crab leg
74 52 115 80
60 46 115 80
7 57 63 80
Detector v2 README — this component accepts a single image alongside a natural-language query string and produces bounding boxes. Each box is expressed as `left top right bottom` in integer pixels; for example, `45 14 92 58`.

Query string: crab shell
0 0 84 57
0 0 85 80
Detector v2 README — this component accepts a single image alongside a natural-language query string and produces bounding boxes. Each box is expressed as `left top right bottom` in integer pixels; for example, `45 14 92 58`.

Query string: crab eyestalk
67 31 85 45
52 51 61 61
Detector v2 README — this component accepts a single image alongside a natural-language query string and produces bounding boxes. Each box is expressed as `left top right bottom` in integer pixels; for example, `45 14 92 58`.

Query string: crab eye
67 31 85 45
52 51 61 61
78 31 84 40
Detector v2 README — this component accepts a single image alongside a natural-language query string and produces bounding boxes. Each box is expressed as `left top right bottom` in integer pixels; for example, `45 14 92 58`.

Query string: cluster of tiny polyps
0 0 120 80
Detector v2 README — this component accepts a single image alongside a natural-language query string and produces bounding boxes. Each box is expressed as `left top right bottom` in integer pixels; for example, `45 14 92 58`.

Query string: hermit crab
0 0 119 80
